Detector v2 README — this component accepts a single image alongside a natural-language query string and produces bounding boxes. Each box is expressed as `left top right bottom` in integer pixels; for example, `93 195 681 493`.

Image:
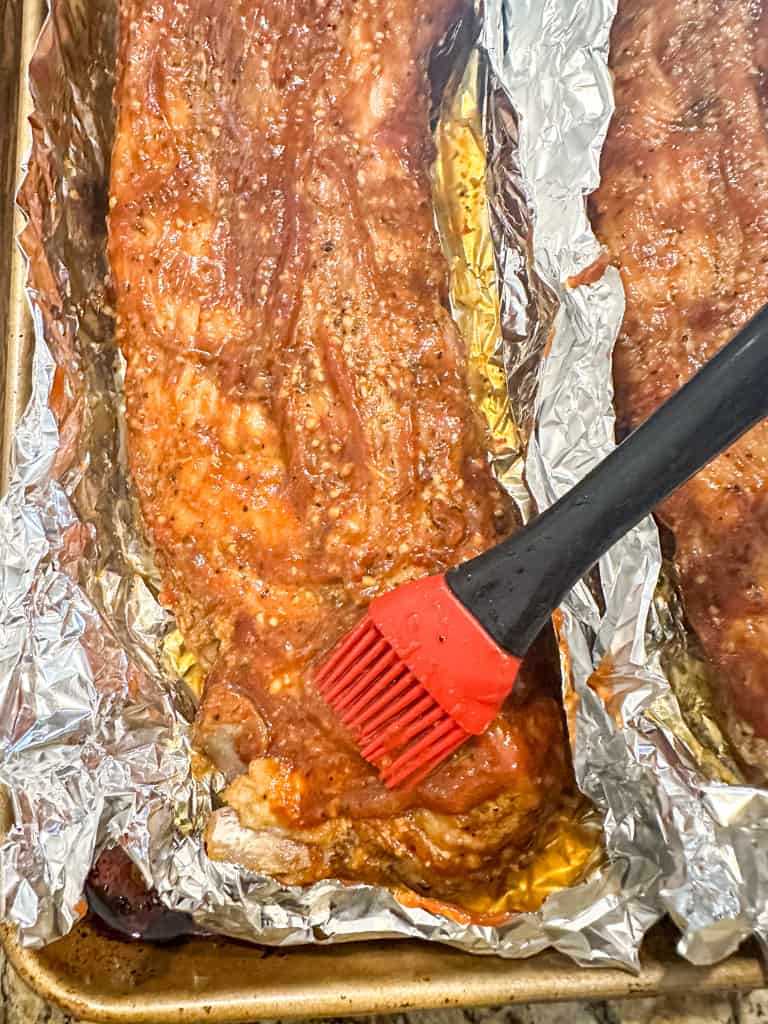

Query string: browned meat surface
108 0 572 907
591 0 768 780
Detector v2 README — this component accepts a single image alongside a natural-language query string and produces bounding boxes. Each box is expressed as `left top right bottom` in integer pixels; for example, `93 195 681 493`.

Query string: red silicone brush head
315 616 471 788
314 574 522 789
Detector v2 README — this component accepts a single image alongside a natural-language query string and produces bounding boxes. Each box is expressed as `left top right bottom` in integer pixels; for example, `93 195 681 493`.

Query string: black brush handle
447 303 768 657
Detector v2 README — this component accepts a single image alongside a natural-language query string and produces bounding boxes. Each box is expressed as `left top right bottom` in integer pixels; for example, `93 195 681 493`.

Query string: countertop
2 944 766 1024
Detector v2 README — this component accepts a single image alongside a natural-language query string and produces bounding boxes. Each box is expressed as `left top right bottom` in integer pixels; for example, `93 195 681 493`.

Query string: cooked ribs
591 0 768 780
109 0 571 906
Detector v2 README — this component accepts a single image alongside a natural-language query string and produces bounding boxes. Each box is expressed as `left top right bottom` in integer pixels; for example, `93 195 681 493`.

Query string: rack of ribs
108 0 572 907
591 0 768 781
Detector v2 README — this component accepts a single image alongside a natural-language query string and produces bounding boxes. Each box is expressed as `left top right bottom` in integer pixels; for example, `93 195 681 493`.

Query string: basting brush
316 305 768 788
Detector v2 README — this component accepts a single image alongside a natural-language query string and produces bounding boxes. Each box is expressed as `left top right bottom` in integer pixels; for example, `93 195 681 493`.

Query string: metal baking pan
1 0 36 491
0 917 765 1024
0 0 766 1020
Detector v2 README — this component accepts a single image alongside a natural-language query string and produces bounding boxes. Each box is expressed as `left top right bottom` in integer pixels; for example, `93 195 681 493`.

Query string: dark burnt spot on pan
86 846 197 943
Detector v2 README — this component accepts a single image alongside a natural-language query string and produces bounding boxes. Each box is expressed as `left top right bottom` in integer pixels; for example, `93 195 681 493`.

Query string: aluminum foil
2 0 767 970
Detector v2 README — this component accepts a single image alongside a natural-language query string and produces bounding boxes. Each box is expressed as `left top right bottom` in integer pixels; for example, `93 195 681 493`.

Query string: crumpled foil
2 0 767 970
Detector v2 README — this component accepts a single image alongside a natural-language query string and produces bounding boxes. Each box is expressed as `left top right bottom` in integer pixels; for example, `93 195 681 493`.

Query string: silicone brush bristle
314 574 523 789
315 614 470 789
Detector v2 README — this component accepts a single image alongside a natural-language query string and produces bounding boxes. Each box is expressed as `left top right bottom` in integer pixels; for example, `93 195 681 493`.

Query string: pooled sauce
109 0 572 904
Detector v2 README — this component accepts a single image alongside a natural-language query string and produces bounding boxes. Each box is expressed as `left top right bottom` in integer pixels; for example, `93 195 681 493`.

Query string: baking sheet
1 0 768 989
1 916 766 1024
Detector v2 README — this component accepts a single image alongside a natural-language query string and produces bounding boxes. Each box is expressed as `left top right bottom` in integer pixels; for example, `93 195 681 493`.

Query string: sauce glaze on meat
592 0 768 780
109 0 572 905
